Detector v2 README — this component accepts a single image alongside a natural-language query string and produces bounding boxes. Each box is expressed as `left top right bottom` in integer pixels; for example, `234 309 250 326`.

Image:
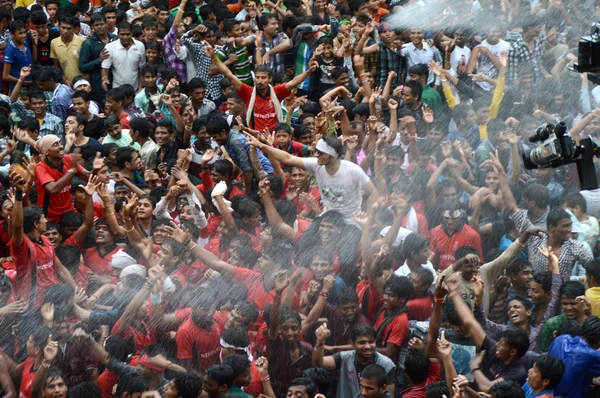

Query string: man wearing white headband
246 134 378 226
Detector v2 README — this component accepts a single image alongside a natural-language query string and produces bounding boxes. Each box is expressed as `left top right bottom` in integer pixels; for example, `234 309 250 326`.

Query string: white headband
220 338 253 362
73 79 91 89
315 139 338 158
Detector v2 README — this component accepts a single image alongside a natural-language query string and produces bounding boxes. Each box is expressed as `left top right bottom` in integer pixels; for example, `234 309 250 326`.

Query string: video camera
522 122 600 190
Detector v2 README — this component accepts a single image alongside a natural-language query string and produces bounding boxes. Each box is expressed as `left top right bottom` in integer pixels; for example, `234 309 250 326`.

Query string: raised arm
203 41 243 92
446 272 487 348
312 323 336 369
268 271 289 340
244 131 306 169
258 180 296 242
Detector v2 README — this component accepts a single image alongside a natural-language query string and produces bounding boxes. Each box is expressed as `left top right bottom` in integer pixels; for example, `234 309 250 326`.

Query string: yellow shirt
49 34 85 81
15 0 34 6
586 287 600 317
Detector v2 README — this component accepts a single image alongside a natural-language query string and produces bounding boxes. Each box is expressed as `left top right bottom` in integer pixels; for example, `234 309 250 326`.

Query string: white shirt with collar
101 38 146 91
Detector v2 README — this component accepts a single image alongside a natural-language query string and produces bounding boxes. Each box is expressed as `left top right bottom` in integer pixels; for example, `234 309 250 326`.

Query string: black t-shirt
37 30 60 67
85 115 105 140
481 335 527 386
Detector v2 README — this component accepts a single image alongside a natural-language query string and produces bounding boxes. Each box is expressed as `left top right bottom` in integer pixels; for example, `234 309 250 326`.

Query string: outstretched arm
203 41 243 92
446 272 487 348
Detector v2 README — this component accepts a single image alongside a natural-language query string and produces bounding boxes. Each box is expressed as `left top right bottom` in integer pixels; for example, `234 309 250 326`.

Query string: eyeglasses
442 209 464 219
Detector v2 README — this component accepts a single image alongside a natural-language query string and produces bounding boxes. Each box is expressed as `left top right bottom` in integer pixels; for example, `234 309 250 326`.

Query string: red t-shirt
112 318 156 355
429 224 483 271
400 361 441 398
10 234 57 309
175 258 207 284
75 265 91 291
233 267 298 311
408 295 434 321
237 83 290 132
356 280 383 323
119 112 131 129
373 311 409 349
201 216 222 240
19 357 36 398
97 356 139 398
175 318 221 374
244 361 265 398
84 246 123 276
34 155 83 222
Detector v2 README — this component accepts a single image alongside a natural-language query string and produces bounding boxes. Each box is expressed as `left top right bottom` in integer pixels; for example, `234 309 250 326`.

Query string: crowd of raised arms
0 0 600 397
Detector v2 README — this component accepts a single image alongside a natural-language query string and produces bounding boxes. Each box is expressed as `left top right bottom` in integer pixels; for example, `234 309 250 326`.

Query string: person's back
548 317 600 398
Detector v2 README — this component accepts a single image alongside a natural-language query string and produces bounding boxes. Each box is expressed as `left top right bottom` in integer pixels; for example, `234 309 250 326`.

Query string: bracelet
40 361 51 368
105 211 114 216
433 297 445 304
319 291 328 298
15 189 23 201
262 376 270 382
472 368 480 372
91 294 99 299
188 243 198 251
125 225 135 233
440 78 448 82
143 282 152 290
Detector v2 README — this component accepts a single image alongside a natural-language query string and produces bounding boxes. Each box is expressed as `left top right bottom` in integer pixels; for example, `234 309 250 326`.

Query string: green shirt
229 385 252 398
421 85 443 112
216 44 253 85
538 313 567 353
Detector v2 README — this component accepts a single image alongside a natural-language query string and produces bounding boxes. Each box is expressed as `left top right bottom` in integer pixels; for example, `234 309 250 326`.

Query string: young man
359 364 391 398
105 88 131 129
72 91 104 140
102 115 139 149
202 364 234 398
205 115 272 194
521 355 565 398
222 355 252 398
28 90 63 138
245 134 378 225
446 272 530 393
548 316 600 398
8 168 78 308
313 323 396 398
401 28 443 85
114 147 143 187
79 13 118 104
33 134 101 222
130 117 159 171
64 113 102 154
31 10 59 67
35 67 73 123
3 20 34 92
101 21 146 91
188 78 216 117
50 16 85 83
356 22 402 88
204 41 316 132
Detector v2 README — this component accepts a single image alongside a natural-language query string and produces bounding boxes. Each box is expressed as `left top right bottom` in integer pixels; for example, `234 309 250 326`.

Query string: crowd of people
0 0 598 397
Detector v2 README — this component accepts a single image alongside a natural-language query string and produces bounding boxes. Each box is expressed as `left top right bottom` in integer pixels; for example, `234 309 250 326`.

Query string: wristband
150 292 162 305
472 368 480 372
319 291 328 299
15 189 23 201
188 243 198 251
262 376 270 382
434 297 445 304
125 225 135 233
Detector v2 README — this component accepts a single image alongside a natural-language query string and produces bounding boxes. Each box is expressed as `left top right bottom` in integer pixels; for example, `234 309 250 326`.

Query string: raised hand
322 274 335 294
0 300 27 316
255 357 269 376
43 336 58 363
123 194 139 218
19 65 31 80
315 322 330 342
441 141 452 158
168 221 191 244
344 135 359 151
498 51 508 68
203 41 215 58
84 174 99 196
428 60 444 77
258 179 271 197
388 98 398 111
538 246 559 273
91 152 104 171
422 106 434 123
437 330 452 358
274 270 289 294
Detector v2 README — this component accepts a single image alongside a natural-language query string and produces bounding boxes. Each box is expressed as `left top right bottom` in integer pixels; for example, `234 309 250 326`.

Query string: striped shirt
216 44 253 85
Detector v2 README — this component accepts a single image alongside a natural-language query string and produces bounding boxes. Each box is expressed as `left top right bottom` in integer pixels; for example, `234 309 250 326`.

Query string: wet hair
233 301 259 324
444 300 462 326
67 381 101 398
534 354 565 389
586 259 600 285
405 348 430 384
404 80 423 100
274 200 297 227
265 174 284 199
320 210 346 229
300 101 321 116
23 205 44 233
293 125 312 141
45 367 66 387
555 319 580 337
563 192 587 213
301 367 331 394
425 381 450 398
206 114 230 136
171 373 202 398
489 381 524 398
524 183 549 208
9 20 26 34
287 378 317 397
547 207 571 229
220 326 250 348
55 245 81 272
337 287 359 306
106 87 125 104
30 9 48 25
350 323 376 341
205 364 235 388
18 116 40 132
508 295 532 311
274 122 292 135
115 374 149 398
320 136 346 158
532 271 552 293
412 266 434 290
506 259 533 277
361 364 387 387
579 316 600 348
559 281 585 299
141 64 158 77
31 326 53 350
222 354 250 378
399 233 429 263
499 328 530 358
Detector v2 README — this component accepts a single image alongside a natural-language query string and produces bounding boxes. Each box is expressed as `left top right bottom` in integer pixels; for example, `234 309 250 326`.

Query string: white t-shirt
379 225 414 247
476 39 510 91
581 189 600 219
303 158 370 224
394 260 438 290
451 46 471 75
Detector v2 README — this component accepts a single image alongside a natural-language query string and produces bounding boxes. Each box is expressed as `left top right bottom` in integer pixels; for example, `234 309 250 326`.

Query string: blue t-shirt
4 39 32 90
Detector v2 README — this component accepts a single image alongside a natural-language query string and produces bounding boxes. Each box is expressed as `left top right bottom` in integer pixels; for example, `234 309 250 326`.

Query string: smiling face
495 337 513 360
506 299 531 326
353 334 376 361
43 375 67 398
154 127 172 146
137 198 154 219
319 221 341 244
561 294 579 320
280 319 300 345
44 228 62 247
309 255 332 282
31 97 47 117
529 280 550 305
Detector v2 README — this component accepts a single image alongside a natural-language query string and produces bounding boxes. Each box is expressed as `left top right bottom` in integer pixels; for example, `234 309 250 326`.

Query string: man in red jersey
8 169 77 309
33 134 104 223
